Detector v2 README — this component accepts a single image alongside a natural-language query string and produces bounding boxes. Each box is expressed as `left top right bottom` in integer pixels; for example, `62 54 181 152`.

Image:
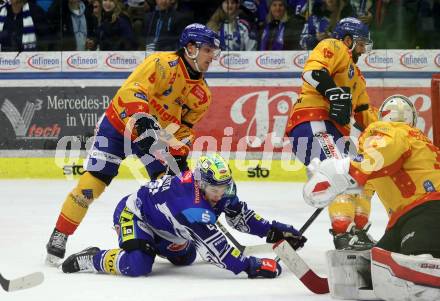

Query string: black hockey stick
0 272 44 292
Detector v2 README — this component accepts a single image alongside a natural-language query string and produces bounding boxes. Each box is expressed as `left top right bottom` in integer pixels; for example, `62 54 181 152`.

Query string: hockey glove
325 86 352 125
266 221 307 250
246 256 282 279
134 115 163 155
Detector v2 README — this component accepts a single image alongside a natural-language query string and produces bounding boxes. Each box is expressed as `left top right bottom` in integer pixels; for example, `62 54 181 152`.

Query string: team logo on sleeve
348 64 355 79
423 180 436 192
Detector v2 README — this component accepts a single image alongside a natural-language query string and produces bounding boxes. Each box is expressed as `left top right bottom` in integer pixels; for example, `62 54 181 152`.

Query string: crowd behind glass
0 0 439 52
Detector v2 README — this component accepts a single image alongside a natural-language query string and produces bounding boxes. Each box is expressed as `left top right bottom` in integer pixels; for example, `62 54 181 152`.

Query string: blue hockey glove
246 256 282 279
266 221 307 250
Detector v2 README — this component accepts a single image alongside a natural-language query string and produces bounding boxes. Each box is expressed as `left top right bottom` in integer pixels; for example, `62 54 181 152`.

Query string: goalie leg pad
326 249 379 300
371 247 440 301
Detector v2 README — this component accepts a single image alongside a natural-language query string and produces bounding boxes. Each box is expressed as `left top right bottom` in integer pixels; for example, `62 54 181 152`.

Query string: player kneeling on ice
62 153 307 279
303 94 440 300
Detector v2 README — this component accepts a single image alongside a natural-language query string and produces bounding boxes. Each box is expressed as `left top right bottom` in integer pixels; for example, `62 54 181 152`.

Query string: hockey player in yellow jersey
286 17 377 250
304 94 440 258
45 23 222 265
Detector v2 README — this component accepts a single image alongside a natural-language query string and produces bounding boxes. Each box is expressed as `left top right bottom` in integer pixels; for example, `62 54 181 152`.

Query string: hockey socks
94 249 154 277
56 172 106 235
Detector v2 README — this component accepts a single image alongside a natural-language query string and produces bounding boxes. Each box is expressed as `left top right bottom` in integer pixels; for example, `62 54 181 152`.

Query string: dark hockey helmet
179 23 222 50
333 17 372 52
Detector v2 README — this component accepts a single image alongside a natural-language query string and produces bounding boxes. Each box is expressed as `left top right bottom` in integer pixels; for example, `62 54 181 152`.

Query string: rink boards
0 50 438 180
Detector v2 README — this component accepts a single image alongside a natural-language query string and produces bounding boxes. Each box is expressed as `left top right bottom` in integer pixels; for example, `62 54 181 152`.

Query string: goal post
432 74 440 147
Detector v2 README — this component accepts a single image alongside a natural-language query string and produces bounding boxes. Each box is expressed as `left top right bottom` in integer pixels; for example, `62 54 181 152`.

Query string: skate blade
45 254 62 267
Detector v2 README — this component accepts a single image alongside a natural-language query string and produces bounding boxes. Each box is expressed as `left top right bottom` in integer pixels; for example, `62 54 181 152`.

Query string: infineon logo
219 53 249 70
66 53 99 70
364 52 393 70
400 52 429 70
434 54 440 68
105 53 138 70
293 52 309 68
27 54 60 70
256 53 286 70
0 56 20 70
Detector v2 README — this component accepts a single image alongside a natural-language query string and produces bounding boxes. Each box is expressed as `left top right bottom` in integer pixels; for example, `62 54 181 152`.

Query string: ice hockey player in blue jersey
62 153 307 278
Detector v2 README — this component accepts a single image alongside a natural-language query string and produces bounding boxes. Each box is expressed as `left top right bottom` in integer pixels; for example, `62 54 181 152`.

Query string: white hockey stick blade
243 243 274 256
0 272 44 292
273 240 329 294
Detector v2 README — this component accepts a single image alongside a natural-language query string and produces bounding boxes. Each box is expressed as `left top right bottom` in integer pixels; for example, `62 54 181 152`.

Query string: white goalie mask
378 94 418 127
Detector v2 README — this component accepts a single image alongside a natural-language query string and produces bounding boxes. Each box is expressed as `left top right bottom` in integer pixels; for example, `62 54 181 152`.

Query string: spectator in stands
207 0 257 51
299 0 330 49
286 0 308 17
0 0 49 51
126 0 151 50
178 0 222 24
144 0 191 51
415 0 440 49
259 0 303 50
300 0 354 50
47 0 97 50
350 0 373 25
36 0 53 12
92 0 102 24
98 0 136 50
369 0 417 49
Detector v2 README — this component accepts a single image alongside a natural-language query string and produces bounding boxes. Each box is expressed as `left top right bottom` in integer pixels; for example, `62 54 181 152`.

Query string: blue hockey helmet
179 23 222 50
333 17 372 52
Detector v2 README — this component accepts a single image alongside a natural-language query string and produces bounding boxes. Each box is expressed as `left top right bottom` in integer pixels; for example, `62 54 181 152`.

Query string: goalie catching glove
246 256 282 279
266 221 307 250
303 158 359 208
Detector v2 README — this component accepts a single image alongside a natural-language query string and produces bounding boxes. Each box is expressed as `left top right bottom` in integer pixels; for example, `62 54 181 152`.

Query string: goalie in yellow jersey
45 23 222 265
304 94 440 257
286 17 378 250
304 94 440 301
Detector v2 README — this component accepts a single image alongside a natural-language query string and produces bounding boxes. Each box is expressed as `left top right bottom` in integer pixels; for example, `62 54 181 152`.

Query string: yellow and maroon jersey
105 52 211 155
349 121 440 229
286 38 374 135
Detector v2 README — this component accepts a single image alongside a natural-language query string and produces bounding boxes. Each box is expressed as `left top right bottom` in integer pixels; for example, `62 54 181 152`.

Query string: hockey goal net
432 74 440 147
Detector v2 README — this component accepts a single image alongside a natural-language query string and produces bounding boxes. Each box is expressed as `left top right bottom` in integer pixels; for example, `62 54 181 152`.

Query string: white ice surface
0 180 388 301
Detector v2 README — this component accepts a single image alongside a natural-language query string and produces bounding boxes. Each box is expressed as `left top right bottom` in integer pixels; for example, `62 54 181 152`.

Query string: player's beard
352 52 360 64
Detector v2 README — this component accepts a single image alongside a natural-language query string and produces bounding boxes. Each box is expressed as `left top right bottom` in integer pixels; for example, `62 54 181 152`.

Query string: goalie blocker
326 247 440 301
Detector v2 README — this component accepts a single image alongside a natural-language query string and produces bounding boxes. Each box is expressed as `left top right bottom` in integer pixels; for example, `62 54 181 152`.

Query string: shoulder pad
182 208 216 224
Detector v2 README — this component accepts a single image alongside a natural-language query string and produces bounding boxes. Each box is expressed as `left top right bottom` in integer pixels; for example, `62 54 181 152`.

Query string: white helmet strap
184 46 201 72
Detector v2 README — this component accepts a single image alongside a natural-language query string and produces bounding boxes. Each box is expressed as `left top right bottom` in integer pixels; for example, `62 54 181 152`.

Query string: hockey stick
273 240 329 294
230 208 324 256
215 221 258 254
0 272 44 292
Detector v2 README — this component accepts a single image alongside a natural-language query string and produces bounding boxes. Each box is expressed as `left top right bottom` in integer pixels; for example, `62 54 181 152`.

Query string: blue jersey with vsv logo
124 171 272 274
